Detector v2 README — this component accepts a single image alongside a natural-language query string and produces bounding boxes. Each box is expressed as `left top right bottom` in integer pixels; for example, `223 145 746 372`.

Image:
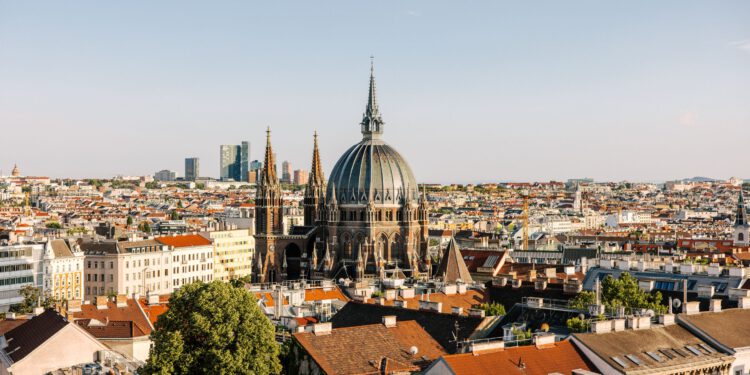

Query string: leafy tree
170 211 180 220
195 183 205 190
138 221 152 233
601 272 666 314
126 216 134 226
45 222 62 229
371 291 384 298
141 281 281 375
229 275 253 288
566 317 589 333
477 302 506 316
10 285 40 313
145 181 160 189
568 291 596 310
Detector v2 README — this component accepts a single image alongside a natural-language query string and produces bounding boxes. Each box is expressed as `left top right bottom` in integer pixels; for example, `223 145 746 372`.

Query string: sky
1 1 749 183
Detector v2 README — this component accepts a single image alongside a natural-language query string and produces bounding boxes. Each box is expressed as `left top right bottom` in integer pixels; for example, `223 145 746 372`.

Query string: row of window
0 275 33 286
0 263 32 273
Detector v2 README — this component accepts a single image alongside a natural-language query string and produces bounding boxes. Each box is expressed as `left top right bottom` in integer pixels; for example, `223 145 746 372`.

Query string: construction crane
521 189 530 251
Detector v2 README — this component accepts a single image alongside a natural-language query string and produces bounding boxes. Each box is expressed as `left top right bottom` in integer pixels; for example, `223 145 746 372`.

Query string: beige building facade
202 229 254 281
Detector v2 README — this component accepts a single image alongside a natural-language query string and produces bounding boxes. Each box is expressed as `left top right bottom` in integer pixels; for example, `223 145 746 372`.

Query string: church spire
309 131 325 186
736 189 748 227
261 127 277 185
361 57 384 140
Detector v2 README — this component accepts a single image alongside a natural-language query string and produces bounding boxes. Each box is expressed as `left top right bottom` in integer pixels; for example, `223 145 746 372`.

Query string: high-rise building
281 160 292 183
293 169 309 185
185 157 200 181
154 170 176 182
220 145 241 181
241 141 250 182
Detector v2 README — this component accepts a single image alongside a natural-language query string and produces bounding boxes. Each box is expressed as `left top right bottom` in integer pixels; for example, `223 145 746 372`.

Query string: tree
10 285 40 313
600 272 666 314
566 317 589 333
170 211 180 220
141 281 281 375
126 216 134 226
138 221 152 233
568 291 596 310
46 222 62 229
477 302 506 316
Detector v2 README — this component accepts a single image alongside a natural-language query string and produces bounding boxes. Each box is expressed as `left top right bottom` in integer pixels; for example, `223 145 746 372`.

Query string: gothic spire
309 131 325 186
261 127 278 185
736 189 748 227
361 57 384 139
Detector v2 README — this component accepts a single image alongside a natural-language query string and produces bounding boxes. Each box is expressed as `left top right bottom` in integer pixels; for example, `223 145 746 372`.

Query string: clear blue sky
1 1 748 182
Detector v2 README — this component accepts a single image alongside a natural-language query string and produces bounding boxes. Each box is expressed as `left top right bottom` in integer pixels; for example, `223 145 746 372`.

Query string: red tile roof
437 340 595 375
138 295 171 325
71 299 152 337
156 234 212 247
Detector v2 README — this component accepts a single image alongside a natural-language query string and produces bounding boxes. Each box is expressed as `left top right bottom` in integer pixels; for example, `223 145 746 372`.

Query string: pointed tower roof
11 163 20 177
736 189 748 227
308 131 325 186
436 237 473 284
360 57 384 140
260 127 278 186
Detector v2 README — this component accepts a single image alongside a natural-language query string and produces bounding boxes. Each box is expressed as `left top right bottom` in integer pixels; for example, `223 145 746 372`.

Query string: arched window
740 233 745 242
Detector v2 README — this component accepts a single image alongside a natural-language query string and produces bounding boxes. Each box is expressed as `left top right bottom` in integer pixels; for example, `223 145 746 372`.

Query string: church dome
327 139 417 205
326 61 418 206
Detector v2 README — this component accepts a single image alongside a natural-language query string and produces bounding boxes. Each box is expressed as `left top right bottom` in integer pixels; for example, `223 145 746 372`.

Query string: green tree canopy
141 281 281 375
567 272 666 314
478 302 506 316
45 222 62 229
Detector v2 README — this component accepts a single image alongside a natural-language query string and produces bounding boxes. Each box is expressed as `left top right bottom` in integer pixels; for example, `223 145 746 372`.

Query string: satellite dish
409 346 419 356
672 299 682 310
578 313 585 320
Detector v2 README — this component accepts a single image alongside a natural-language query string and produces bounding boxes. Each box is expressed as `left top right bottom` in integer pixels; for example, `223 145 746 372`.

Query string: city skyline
1 1 749 182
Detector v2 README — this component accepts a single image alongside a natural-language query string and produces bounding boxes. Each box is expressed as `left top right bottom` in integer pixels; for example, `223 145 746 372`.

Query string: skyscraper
293 169 309 185
185 158 200 181
281 160 292 183
220 145 241 181
241 141 250 182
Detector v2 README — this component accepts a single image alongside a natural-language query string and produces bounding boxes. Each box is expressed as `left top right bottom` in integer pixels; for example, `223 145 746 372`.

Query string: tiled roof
71 299 152 337
678 308 750 349
3 309 68 362
156 234 212 248
435 340 595 375
294 321 446 375
436 238 473 283
49 239 74 257
75 319 144 339
138 295 171 325
304 287 349 302
574 324 732 372
367 290 486 316
0 317 28 335
330 302 490 353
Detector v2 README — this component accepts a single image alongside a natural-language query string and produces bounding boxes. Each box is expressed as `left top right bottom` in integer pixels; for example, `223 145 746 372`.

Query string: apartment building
0 243 44 312
156 234 214 289
42 239 84 303
201 229 254 281
79 238 172 300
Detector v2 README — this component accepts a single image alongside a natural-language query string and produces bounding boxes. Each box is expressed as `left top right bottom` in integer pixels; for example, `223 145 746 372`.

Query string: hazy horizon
1 1 748 183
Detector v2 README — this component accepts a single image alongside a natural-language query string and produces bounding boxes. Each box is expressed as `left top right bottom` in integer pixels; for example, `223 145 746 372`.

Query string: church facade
254 64 430 282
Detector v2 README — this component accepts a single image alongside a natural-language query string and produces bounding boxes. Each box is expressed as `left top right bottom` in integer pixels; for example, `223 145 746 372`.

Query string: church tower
733 189 749 246
304 132 326 226
255 128 284 282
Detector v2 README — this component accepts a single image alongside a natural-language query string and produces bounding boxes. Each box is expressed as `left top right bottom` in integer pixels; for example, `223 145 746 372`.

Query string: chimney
95 296 109 310
709 299 722 313
740 297 750 309
659 313 675 326
469 340 504 354
400 288 415 299
457 283 467 295
533 332 556 348
5 312 16 320
393 300 408 309
312 322 332 336
382 315 397 328
148 293 160 306
684 301 700 315
116 294 128 308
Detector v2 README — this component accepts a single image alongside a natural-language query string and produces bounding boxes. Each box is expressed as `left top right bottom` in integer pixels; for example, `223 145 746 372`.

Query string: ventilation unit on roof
699 343 716 353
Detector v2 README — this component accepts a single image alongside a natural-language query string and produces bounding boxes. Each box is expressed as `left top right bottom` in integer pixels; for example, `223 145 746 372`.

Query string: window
109 261 114 269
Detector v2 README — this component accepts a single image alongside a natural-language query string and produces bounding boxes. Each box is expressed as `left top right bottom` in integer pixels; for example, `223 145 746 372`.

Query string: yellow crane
521 189 530 251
